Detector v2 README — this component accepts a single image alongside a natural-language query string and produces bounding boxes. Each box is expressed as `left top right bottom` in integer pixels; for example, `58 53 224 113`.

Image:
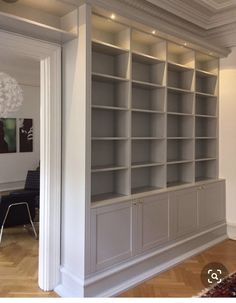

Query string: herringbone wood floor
0 226 57 297
0 227 235 298
120 239 236 297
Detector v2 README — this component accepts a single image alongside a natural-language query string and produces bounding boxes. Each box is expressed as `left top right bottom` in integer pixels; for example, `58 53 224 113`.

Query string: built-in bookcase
167 89 194 115
132 139 165 166
167 162 194 187
195 95 217 116
167 139 194 163
90 14 219 203
194 51 218 181
131 165 165 194
132 85 165 112
195 159 217 182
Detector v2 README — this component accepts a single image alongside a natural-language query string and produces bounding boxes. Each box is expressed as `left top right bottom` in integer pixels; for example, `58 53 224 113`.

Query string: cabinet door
136 193 169 253
90 201 133 272
170 187 198 239
198 181 226 229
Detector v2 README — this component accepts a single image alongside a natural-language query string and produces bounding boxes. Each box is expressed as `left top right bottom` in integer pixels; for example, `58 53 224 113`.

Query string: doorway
0 30 61 291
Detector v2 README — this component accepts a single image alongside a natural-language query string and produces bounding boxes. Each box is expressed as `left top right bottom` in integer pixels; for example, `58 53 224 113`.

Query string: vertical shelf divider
127 27 132 196
163 41 168 188
192 50 196 183
90 14 220 202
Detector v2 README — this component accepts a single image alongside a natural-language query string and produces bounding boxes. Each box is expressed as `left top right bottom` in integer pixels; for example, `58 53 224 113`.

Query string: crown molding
145 0 236 31
197 0 236 12
207 22 236 48
116 0 205 35
145 0 211 29
209 10 236 29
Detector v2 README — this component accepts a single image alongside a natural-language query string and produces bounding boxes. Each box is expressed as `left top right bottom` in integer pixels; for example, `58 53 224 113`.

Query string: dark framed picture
0 118 16 154
19 118 33 152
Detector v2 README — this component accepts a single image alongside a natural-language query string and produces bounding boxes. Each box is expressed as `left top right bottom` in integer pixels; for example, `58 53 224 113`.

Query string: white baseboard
0 181 24 192
54 267 84 297
227 222 236 240
55 224 227 298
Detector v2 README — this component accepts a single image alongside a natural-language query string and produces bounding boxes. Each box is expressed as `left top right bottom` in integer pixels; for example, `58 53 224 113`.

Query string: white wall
220 48 236 239
0 58 40 190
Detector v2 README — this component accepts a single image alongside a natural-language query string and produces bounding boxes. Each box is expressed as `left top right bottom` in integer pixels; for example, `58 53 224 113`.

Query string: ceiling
146 0 236 13
145 0 236 29
198 0 236 11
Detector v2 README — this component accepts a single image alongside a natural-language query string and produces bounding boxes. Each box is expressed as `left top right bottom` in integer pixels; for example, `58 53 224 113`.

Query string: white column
58 3 92 297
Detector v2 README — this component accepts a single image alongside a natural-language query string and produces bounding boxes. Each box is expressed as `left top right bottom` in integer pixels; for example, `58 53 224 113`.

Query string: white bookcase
90 14 219 203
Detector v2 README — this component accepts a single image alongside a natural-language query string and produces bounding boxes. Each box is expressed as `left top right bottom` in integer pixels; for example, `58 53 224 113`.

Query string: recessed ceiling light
152 30 156 35
111 14 116 20
184 42 187 46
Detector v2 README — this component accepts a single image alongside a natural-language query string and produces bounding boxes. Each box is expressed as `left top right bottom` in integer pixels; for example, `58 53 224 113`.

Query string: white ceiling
146 0 236 13
198 0 236 11
145 0 236 29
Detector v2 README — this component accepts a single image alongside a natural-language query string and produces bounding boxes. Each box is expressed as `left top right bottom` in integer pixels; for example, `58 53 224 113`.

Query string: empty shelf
132 80 164 89
91 192 126 203
131 186 162 194
131 161 163 168
132 51 164 64
91 165 128 172
92 39 129 55
92 72 128 83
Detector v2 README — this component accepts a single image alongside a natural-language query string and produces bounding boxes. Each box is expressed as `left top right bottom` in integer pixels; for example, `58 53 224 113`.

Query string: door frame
0 30 61 291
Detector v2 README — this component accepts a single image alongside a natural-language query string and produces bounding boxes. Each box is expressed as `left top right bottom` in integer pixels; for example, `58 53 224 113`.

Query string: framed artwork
0 118 16 153
19 118 33 152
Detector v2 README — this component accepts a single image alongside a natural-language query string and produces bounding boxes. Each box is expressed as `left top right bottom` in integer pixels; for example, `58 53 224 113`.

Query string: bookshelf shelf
90 16 219 203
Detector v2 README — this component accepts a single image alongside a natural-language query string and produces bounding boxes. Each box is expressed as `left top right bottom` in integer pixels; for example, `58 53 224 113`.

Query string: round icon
201 262 229 288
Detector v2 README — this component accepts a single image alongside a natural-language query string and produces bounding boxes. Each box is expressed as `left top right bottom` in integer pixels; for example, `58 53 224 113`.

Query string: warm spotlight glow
111 14 116 20
152 30 156 35
184 42 187 46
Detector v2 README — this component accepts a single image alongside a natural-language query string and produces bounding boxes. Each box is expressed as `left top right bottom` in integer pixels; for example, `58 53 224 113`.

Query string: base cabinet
198 181 226 229
90 201 133 272
90 180 225 274
135 193 169 253
169 187 198 239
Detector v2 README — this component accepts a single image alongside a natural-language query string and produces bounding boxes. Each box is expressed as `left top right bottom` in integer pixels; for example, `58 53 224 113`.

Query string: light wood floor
120 239 236 297
0 228 235 298
0 226 57 297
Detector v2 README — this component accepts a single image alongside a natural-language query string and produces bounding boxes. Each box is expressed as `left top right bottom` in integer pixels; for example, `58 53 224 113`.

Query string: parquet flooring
0 226 57 297
119 239 236 297
0 228 235 298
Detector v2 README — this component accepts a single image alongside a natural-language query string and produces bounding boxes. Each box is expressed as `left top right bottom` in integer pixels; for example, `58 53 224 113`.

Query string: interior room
0 0 236 299
0 50 41 296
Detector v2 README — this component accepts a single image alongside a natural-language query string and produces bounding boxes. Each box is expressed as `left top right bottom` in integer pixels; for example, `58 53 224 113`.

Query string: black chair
0 193 37 243
0 170 40 243
10 170 40 201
